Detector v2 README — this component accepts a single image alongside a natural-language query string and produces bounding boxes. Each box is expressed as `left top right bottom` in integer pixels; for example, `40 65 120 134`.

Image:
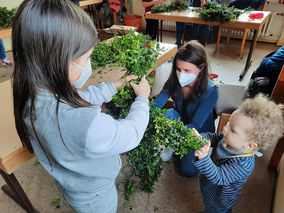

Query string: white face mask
71 58 92 88
176 71 196 87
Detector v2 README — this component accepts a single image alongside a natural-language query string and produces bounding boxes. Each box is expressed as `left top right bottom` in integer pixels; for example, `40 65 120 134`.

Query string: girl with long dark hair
12 0 150 212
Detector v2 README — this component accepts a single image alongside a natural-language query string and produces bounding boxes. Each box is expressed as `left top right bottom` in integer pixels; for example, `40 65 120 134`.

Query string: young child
0 39 13 67
12 0 150 212
193 94 284 213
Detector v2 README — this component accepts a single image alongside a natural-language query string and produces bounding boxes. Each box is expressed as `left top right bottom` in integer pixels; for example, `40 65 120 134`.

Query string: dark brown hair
167 40 209 102
12 0 97 152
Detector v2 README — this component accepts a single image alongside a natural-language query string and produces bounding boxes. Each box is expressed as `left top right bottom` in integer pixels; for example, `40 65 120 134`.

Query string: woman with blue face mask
12 0 150 212
154 40 218 177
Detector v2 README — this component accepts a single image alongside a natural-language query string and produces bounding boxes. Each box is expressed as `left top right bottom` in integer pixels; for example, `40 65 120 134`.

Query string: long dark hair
167 40 209 102
12 0 97 153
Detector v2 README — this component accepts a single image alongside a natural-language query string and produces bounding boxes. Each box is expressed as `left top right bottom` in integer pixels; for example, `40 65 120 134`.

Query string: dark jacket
228 0 266 10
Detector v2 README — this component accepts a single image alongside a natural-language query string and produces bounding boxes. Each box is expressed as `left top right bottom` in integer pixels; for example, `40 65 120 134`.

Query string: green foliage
153 109 208 158
97 30 206 198
125 180 136 201
126 102 206 193
107 84 136 119
195 2 243 23
0 7 17 29
126 102 164 193
91 30 160 77
50 199 61 208
151 0 189 13
34 160 40 166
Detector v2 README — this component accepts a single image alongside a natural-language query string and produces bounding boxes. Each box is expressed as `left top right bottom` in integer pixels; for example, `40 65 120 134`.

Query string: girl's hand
114 75 137 90
194 140 211 160
130 75 150 97
192 128 202 140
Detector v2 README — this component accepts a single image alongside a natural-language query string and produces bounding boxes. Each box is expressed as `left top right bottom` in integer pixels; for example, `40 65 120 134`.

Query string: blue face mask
176 71 196 87
71 58 92 88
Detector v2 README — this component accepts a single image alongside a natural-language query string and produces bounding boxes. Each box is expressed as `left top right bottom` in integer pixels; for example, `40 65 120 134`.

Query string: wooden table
0 81 37 212
0 28 12 39
84 42 177 88
79 0 102 7
0 41 177 212
146 8 271 81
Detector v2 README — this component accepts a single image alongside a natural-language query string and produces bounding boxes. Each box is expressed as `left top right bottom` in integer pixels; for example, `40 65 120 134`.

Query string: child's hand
194 140 211 160
130 76 150 97
192 128 202 140
113 75 137 90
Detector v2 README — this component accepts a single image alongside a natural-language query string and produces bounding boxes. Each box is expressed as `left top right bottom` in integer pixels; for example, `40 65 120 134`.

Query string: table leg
160 20 163 42
0 170 39 213
239 29 258 81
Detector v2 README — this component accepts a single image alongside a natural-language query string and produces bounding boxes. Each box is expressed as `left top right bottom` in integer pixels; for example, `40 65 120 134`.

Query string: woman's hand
194 140 211 160
130 76 151 97
113 75 137 90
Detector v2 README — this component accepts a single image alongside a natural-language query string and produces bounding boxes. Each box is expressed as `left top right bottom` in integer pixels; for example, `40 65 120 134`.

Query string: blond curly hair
238 94 284 150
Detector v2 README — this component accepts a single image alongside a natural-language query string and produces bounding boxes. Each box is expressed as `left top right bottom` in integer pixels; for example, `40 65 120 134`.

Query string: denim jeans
190 23 210 46
146 19 159 40
175 0 221 46
164 109 199 177
0 39 7 60
176 22 186 45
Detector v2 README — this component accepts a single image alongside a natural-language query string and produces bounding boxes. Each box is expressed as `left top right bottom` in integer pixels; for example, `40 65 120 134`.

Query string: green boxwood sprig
0 7 17 29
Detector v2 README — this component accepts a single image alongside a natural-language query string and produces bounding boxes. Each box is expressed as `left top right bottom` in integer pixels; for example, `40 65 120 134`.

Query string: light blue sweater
24 82 149 207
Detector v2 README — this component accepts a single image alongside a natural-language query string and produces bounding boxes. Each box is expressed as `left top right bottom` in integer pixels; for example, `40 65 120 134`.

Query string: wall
0 0 23 51
132 0 146 30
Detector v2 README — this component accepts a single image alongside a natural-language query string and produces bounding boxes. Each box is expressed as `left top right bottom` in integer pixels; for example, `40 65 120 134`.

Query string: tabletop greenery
0 7 17 30
151 0 189 13
92 30 208 199
92 31 160 76
195 1 251 24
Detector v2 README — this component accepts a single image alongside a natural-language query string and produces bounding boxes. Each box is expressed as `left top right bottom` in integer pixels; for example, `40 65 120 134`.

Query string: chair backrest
217 113 231 132
270 65 284 104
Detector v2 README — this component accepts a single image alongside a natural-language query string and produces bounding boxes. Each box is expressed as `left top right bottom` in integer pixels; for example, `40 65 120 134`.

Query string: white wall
0 0 23 50
132 1 146 30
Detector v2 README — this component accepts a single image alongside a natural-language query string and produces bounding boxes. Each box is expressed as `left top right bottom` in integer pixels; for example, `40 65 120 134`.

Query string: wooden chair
217 113 231 132
268 65 284 170
215 1 268 56
101 0 128 28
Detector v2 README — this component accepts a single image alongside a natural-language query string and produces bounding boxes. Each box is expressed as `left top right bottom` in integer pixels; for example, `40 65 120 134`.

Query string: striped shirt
193 132 255 211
